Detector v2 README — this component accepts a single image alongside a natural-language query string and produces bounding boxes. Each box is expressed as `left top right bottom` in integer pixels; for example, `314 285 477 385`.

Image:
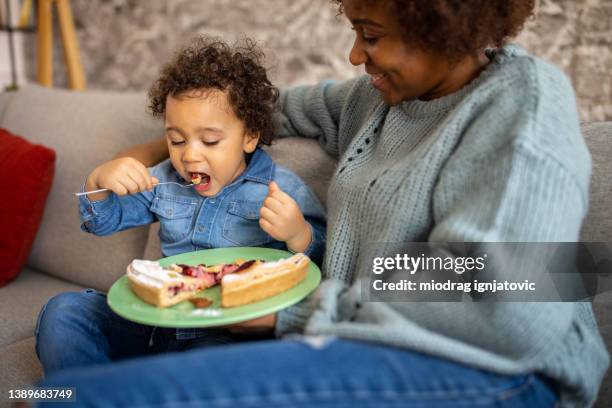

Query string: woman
38 0 608 406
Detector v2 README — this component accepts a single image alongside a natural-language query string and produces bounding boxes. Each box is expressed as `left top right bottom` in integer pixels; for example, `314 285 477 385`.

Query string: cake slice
127 260 212 307
221 253 310 307
127 259 260 307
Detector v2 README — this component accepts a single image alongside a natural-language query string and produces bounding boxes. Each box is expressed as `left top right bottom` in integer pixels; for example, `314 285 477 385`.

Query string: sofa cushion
0 129 55 286
593 291 612 407
0 267 85 348
0 85 163 290
263 137 337 205
581 122 612 241
143 223 163 261
581 122 612 406
0 337 41 391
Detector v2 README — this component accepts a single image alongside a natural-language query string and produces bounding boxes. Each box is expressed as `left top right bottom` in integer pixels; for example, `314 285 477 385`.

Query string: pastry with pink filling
127 259 258 307
127 254 309 308
221 253 309 307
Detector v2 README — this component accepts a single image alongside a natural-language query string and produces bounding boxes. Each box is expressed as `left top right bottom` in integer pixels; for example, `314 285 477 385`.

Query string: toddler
35 37 326 375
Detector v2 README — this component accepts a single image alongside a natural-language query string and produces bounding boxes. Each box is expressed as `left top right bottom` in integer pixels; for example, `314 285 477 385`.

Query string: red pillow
0 128 55 286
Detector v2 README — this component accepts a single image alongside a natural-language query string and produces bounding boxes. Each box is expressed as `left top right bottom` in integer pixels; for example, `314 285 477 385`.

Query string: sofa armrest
580 121 612 241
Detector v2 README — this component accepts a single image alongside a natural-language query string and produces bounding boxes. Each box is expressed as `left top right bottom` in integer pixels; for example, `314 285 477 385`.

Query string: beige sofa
0 84 610 406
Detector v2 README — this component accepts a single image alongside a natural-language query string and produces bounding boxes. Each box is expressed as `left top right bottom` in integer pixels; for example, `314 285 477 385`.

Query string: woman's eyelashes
363 36 378 45
351 26 379 45
362 30 380 44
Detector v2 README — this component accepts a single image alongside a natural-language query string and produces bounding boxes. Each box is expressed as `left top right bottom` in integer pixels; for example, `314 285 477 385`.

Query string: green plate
107 247 321 328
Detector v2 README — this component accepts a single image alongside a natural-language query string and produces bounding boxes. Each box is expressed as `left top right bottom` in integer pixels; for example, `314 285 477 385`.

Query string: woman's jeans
35 290 558 407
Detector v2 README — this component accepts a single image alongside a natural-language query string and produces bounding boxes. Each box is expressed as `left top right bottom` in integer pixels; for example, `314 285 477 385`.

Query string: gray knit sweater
274 45 609 407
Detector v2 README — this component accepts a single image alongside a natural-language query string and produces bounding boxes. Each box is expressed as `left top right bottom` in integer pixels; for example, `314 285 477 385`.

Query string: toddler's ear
243 132 260 153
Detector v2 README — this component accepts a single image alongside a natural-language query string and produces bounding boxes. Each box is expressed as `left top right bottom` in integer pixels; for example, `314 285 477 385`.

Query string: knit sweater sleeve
277 77 365 158
274 78 366 335
428 59 593 363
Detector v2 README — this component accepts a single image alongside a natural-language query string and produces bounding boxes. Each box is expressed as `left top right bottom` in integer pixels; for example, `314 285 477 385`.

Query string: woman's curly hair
149 36 279 145
333 0 535 62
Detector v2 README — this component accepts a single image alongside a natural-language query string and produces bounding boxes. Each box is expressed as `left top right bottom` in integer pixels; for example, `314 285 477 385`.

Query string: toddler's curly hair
149 36 279 145
333 0 535 62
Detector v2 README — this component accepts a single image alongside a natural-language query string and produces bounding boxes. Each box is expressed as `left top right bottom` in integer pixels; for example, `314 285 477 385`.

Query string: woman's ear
243 132 260 153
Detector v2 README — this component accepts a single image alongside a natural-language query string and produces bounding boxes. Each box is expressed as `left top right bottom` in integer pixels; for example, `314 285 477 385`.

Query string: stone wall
24 0 612 122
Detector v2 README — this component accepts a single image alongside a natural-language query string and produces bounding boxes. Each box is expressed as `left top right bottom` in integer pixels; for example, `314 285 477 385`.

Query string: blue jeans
36 291 558 407
35 289 272 375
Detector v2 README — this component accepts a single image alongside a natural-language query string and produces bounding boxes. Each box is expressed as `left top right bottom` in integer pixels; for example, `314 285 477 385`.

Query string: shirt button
374 127 379 133
197 225 205 233
209 199 216 204
347 157 353 162
166 209 173 216
356 148 363 154
365 138 370 144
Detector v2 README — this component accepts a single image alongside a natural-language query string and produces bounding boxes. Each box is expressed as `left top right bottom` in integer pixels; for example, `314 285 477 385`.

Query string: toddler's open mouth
189 172 211 192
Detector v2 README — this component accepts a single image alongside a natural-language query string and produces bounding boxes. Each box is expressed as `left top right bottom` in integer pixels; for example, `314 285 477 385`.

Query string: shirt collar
241 148 275 185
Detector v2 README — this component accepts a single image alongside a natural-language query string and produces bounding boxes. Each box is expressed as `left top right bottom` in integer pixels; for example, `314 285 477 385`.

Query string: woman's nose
349 37 367 66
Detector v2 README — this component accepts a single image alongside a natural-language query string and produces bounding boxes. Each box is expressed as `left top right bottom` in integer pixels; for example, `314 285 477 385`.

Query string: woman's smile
368 70 390 91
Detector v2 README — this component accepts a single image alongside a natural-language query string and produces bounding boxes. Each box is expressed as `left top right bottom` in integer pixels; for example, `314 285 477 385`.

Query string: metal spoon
74 182 196 197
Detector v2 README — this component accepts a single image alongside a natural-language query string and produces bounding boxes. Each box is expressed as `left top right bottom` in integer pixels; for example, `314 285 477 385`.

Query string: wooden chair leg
56 0 85 90
36 0 53 87
17 0 33 28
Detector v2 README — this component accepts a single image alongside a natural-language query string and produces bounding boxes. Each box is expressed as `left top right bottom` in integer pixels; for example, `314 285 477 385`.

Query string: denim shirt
79 148 326 265
79 148 326 340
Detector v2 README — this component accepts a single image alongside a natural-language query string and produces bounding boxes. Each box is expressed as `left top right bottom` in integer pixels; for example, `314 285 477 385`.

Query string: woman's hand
227 313 277 334
259 182 312 253
85 157 159 201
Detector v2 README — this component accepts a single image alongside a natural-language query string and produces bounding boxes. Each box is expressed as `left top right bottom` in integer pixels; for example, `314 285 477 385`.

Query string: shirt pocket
222 200 275 247
150 196 197 242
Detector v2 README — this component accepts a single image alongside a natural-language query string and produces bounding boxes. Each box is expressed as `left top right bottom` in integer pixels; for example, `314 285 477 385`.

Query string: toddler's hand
259 181 312 253
85 157 159 201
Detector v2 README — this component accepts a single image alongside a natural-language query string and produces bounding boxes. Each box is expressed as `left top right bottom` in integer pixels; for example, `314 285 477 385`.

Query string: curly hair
333 0 535 62
149 36 279 145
